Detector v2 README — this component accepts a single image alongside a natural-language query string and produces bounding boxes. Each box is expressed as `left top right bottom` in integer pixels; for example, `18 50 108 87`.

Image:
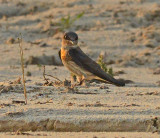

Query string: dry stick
43 65 49 83
45 74 62 82
18 36 27 104
43 66 62 82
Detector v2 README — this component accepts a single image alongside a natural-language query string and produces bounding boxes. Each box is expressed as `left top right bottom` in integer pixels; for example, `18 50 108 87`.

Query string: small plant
26 71 32 76
37 64 42 70
97 55 113 76
60 12 84 30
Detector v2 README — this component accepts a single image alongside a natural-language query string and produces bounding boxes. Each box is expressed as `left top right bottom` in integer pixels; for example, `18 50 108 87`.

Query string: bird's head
62 32 78 48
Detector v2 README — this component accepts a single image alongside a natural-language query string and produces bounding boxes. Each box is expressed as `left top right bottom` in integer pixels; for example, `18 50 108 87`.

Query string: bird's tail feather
96 74 125 87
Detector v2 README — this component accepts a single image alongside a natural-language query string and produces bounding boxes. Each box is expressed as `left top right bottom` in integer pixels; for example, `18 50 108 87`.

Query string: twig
45 74 62 82
43 66 49 83
43 66 62 82
18 34 27 104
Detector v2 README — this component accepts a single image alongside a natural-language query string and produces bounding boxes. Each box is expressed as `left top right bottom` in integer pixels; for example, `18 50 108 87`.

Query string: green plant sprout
60 12 84 30
97 55 113 76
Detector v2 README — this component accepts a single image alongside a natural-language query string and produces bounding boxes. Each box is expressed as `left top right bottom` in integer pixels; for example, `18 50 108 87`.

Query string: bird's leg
70 74 82 88
79 76 90 86
77 76 84 85
70 75 90 87
79 79 84 85
71 76 82 88
70 73 76 85
80 79 90 86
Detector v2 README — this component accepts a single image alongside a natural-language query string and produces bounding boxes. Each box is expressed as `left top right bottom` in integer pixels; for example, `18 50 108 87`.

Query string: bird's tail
96 74 125 87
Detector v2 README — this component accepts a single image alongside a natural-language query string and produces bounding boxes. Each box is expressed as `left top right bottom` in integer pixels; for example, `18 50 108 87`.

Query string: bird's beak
70 40 77 45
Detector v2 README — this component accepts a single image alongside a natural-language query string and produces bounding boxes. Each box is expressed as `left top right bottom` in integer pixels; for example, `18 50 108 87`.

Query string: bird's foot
71 82 81 88
70 79 90 88
79 79 90 87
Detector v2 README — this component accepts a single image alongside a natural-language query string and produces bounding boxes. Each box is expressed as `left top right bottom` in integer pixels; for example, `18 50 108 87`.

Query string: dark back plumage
68 47 125 86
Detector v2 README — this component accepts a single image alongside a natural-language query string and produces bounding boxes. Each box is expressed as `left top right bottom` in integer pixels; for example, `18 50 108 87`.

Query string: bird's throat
61 45 78 50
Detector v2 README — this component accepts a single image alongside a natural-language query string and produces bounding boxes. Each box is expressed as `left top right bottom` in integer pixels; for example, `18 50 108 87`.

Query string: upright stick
18 35 27 104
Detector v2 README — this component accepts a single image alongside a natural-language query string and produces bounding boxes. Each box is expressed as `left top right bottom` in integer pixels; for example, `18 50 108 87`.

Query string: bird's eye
75 36 78 40
64 35 69 40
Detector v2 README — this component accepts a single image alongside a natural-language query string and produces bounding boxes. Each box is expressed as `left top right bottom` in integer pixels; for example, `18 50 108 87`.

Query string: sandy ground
0 0 160 136
0 132 160 138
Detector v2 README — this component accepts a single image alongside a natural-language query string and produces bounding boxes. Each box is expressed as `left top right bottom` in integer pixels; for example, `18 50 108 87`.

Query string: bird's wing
58 49 62 62
68 47 125 86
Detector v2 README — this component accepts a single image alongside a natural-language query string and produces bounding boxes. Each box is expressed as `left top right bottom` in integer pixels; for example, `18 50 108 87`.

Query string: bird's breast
61 48 71 61
60 48 95 78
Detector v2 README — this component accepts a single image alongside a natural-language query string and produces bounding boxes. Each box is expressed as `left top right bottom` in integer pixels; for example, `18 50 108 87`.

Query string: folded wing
59 50 62 61
68 47 125 86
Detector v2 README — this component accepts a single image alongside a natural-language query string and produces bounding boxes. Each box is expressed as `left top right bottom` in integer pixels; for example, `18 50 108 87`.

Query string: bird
59 31 125 87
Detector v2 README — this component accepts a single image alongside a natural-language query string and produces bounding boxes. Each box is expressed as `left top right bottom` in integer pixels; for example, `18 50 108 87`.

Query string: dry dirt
0 132 160 138
0 0 160 137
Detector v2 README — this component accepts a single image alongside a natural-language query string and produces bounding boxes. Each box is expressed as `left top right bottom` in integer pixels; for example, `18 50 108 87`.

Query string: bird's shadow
125 83 159 88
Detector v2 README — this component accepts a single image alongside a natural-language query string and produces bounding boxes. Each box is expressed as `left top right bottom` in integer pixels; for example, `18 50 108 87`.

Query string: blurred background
0 0 160 134
0 0 160 84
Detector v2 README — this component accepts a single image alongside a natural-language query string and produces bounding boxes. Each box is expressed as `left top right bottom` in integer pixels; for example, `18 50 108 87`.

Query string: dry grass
18 34 27 104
